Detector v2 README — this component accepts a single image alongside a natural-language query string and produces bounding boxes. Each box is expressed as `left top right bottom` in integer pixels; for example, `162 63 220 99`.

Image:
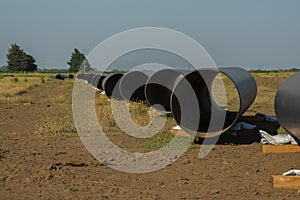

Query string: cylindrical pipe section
275 71 300 142
76 73 89 80
145 69 187 112
171 67 257 137
85 74 95 84
120 71 149 102
95 75 106 90
55 74 74 80
102 73 124 100
88 74 106 90
76 73 85 80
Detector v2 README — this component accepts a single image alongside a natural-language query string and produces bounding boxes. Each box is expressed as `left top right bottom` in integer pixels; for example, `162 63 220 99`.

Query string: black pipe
145 69 187 112
68 74 74 79
88 74 107 90
96 75 107 90
76 73 107 91
275 71 300 142
54 74 74 80
76 73 91 80
120 71 149 102
87 74 97 84
102 73 124 100
171 67 257 137
76 73 85 80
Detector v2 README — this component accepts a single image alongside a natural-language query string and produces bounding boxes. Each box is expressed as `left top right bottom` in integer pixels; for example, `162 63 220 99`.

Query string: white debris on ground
172 125 182 130
282 170 300 176
260 130 298 145
100 91 106 95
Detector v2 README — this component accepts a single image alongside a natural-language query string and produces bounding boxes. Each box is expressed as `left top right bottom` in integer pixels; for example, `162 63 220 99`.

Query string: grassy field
0 72 293 142
0 71 292 150
1 71 299 199
0 73 55 103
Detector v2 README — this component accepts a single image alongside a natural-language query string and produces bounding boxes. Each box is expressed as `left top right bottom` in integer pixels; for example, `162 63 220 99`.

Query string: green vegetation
6 43 37 72
103 69 128 74
249 68 299 73
68 48 91 72
37 93 76 137
0 72 294 153
0 74 48 102
11 77 19 83
68 187 78 192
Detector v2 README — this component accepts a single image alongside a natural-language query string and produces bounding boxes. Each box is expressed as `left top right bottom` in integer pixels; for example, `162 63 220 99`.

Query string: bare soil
0 78 300 199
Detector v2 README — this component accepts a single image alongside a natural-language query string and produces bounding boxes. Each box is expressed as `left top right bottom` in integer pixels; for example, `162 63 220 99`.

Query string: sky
0 0 299 70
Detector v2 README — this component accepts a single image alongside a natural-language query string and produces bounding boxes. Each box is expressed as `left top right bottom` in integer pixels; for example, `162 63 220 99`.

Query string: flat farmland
0 72 299 199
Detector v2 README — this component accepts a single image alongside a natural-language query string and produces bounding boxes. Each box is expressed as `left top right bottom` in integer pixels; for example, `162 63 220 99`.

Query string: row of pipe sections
77 67 257 137
50 74 74 80
77 68 300 141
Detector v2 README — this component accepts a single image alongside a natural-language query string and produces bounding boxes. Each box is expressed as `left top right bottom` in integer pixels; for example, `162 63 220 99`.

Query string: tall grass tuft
11 77 19 83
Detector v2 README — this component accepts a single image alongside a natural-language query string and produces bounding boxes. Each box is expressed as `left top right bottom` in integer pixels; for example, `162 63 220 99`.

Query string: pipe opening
120 71 148 102
145 69 183 112
171 67 256 136
102 74 124 100
96 75 106 90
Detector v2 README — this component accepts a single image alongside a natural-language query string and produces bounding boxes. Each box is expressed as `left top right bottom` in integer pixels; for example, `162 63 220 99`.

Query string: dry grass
94 71 293 150
36 94 76 137
212 74 240 111
95 93 177 152
248 73 289 116
2 71 294 150
0 73 52 103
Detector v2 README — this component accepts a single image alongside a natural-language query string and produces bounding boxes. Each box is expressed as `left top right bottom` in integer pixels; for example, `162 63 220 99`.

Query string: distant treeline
249 68 299 73
2 44 90 73
0 67 128 74
1 66 299 74
0 67 71 74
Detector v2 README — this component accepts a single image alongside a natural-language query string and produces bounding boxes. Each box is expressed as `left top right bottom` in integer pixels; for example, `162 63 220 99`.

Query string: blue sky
0 0 299 69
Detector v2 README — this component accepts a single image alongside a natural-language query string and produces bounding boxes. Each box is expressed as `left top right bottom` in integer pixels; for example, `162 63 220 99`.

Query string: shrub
11 77 19 83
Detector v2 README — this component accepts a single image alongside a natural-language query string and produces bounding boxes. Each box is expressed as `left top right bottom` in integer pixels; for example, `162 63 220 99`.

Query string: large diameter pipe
119 71 149 102
275 71 300 142
76 73 87 80
87 74 98 85
145 69 187 112
171 67 257 137
76 73 92 81
85 74 94 81
95 75 107 90
102 73 124 100
88 74 107 90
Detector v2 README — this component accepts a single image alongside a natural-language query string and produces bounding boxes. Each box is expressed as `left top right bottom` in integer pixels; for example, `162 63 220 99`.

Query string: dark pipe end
96 75 106 90
171 69 252 135
102 74 124 100
145 69 182 112
56 74 63 80
120 71 148 102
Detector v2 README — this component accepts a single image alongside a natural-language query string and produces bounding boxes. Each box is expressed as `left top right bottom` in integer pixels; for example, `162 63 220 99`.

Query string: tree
68 48 90 72
6 44 37 71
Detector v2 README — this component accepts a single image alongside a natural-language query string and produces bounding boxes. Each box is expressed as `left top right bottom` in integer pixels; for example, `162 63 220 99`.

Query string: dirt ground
1 76 300 199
